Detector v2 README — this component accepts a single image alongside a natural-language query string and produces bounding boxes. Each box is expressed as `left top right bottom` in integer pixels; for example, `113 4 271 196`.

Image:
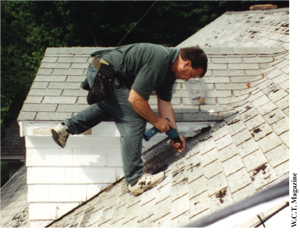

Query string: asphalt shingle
8 7 290 228
0 167 29 228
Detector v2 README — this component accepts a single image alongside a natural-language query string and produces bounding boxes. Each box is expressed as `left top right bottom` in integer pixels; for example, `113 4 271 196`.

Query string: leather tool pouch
86 60 116 105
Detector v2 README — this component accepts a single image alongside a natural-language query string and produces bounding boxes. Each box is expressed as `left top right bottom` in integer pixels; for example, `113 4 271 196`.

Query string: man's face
174 59 203 81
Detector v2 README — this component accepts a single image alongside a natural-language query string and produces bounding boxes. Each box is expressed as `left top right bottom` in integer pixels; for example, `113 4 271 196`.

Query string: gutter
185 175 289 227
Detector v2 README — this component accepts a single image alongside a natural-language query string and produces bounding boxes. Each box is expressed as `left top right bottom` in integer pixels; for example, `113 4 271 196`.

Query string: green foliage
1 2 39 124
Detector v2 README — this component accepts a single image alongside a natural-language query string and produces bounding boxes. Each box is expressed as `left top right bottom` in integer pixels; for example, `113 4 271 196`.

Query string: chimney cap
250 4 278 10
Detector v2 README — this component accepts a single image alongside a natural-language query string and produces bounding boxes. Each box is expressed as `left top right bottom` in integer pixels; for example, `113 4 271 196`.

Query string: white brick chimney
19 120 168 227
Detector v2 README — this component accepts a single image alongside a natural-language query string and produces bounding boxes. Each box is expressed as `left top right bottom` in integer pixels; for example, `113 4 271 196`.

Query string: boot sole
51 129 64 148
131 173 165 196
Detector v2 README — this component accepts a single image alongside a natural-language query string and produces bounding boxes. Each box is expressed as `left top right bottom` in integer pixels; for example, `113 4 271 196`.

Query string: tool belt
83 58 116 105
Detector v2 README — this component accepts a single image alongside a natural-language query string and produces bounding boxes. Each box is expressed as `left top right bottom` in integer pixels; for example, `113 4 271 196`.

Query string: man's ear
183 59 192 68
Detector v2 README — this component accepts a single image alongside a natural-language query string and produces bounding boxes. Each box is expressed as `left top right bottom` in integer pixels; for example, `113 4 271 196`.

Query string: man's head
172 46 207 81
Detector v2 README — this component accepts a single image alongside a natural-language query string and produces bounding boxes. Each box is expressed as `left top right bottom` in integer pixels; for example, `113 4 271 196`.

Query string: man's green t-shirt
102 43 179 102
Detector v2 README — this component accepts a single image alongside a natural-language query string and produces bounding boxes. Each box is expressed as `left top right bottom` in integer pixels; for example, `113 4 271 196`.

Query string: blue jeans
65 79 146 186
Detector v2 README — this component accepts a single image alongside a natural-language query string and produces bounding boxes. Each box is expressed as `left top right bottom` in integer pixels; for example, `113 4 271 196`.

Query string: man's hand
171 135 185 153
157 97 185 152
153 117 174 133
129 89 185 152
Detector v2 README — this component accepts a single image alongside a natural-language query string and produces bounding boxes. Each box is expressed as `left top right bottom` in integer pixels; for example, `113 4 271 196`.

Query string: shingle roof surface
44 8 289 228
177 8 289 49
0 166 29 228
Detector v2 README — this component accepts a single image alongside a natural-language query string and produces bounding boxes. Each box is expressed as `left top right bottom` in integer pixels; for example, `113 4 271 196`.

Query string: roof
17 8 289 124
0 166 29 228
43 8 289 228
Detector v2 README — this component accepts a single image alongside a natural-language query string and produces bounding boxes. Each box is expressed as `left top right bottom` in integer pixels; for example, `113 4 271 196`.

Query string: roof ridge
203 46 288 55
45 47 111 55
224 7 289 15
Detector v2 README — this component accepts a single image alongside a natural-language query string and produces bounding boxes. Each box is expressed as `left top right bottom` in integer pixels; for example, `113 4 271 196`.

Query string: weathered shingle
13 7 291 228
0 167 29 228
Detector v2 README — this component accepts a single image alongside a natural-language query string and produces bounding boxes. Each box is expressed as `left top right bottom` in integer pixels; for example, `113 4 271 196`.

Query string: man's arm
128 89 185 152
157 97 185 152
128 89 172 133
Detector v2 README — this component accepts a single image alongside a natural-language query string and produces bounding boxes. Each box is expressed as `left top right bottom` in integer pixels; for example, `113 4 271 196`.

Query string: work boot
51 123 70 148
128 171 165 196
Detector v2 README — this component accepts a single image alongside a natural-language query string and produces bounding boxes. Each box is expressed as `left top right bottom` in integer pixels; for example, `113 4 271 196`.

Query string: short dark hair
179 46 208 78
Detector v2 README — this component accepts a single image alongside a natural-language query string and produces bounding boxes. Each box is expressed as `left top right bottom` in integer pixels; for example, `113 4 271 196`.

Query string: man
51 43 207 196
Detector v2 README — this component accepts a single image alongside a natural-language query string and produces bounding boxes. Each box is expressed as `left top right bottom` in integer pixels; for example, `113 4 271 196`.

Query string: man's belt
92 58 109 70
